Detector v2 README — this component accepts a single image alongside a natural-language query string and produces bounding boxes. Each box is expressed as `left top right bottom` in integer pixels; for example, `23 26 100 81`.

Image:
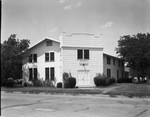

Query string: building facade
22 33 125 87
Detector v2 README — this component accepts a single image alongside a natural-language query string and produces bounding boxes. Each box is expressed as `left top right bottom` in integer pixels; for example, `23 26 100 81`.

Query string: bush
23 81 33 87
67 77 76 88
64 77 76 88
94 74 111 87
57 82 62 88
43 80 54 87
117 78 132 83
63 72 76 88
33 80 43 87
6 78 14 87
110 78 116 84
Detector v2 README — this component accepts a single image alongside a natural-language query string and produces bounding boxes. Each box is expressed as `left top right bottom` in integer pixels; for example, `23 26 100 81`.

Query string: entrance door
77 70 90 86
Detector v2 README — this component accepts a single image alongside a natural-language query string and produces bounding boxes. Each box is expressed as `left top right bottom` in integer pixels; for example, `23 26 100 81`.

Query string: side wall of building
22 40 61 85
103 54 125 81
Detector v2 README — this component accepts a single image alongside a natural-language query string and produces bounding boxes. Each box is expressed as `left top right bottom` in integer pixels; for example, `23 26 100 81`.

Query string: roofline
103 53 123 59
61 45 103 49
28 38 60 50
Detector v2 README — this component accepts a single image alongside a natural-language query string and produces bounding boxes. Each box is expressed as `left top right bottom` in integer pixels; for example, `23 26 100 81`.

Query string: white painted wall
22 39 61 85
103 54 125 80
61 47 103 86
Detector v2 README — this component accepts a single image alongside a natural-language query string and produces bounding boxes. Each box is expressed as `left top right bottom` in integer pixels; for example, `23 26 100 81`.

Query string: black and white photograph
1 0 150 117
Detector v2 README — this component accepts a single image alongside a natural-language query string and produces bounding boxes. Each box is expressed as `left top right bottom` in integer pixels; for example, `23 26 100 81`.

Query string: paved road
1 92 150 117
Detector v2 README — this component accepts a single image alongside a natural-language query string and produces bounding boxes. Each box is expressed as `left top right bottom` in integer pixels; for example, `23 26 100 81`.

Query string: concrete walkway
1 92 150 117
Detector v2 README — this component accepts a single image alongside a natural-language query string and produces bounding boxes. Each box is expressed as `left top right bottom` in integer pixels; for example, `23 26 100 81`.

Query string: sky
2 0 150 56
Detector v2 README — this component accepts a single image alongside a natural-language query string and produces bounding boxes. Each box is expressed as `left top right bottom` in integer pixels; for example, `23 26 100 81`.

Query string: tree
1 34 30 86
116 33 150 81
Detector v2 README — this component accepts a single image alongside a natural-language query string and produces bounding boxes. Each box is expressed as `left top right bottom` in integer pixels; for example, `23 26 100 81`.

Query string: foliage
110 78 116 84
43 80 54 87
6 78 14 87
57 82 62 88
33 79 43 87
63 72 76 88
1 34 30 86
23 81 33 87
117 78 132 83
94 74 111 86
116 33 150 80
67 77 76 88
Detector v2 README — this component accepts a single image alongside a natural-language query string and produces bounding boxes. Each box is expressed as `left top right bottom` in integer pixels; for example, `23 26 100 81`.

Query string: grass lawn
105 83 150 98
1 83 150 98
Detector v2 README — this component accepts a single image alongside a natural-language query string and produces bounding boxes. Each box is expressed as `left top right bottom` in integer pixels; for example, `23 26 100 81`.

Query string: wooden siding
60 33 103 48
103 54 125 80
22 40 61 85
62 47 103 86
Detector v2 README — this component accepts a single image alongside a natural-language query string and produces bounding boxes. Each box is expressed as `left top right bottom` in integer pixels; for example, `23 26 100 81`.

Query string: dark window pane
107 56 111 65
46 41 52 46
45 68 49 81
29 68 33 81
113 58 115 65
107 69 111 77
50 67 55 80
84 50 89 59
45 53 49 62
78 49 83 59
34 68 37 81
33 54 37 62
29 54 32 63
50 52 54 61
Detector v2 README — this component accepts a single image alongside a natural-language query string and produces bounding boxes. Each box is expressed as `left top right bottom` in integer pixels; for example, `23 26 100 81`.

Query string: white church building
22 33 124 87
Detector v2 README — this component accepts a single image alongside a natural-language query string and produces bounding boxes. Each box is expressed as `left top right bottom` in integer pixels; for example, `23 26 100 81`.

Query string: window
118 60 121 67
29 54 37 63
78 49 83 59
122 60 124 67
84 50 89 59
107 56 111 65
45 52 55 62
50 52 54 61
107 69 111 78
29 68 33 81
29 54 32 63
77 49 89 60
45 68 49 80
46 40 52 46
45 67 55 81
29 68 37 81
117 70 119 79
33 54 37 62
50 67 55 80
113 58 115 65
34 68 37 81
45 53 49 62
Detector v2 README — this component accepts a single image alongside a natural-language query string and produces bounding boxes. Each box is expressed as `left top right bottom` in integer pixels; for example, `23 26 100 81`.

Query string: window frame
50 52 55 61
46 40 52 46
107 69 111 78
77 49 89 60
107 56 111 65
45 53 49 62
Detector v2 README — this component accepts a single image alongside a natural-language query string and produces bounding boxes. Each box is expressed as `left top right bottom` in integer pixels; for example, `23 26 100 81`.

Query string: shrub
110 78 116 84
24 82 27 87
67 77 76 88
117 78 132 83
94 74 112 86
43 80 54 87
57 82 62 88
6 78 14 87
33 79 43 87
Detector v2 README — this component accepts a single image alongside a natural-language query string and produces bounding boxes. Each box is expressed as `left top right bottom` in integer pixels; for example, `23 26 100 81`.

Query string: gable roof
28 38 60 50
